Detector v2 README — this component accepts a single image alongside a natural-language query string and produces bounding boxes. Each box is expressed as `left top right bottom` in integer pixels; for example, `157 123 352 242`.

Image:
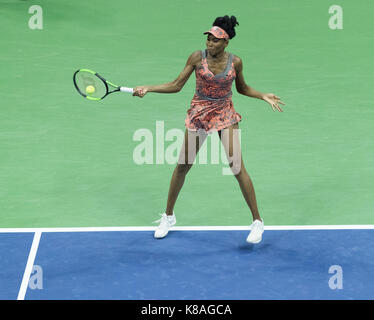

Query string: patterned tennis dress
185 49 242 134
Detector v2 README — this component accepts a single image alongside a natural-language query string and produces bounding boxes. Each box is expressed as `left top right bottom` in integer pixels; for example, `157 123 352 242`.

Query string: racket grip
120 86 134 94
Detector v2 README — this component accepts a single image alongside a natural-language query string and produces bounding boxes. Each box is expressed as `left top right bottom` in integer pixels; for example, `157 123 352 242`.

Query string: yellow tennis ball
86 85 95 94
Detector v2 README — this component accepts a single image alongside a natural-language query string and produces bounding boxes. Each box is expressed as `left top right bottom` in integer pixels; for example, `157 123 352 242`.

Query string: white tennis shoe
246 219 264 244
154 213 176 239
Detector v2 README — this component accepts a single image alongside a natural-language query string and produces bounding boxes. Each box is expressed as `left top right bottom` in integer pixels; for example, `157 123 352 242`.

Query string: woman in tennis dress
133 15 285 244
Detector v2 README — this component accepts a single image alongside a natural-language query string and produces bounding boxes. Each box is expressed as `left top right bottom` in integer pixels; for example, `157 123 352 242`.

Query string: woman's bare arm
234 55 285 112
133 51 201 97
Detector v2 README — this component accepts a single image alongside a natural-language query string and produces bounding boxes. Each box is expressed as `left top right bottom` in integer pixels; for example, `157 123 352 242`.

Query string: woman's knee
226 154 243 176
176 163 193 175
232 160 245 177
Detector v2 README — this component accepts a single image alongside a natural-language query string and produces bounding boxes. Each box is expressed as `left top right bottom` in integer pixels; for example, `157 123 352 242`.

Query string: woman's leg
218 123 261 221
165 129 207 215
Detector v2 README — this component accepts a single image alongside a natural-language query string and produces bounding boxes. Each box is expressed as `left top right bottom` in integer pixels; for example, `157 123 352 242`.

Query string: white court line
17 231 41 300
1 225 374 233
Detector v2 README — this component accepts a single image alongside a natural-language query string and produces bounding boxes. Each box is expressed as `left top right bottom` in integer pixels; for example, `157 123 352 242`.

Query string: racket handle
120 86 134 94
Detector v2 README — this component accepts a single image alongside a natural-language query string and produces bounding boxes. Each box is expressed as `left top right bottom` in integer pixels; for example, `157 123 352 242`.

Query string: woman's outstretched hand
262 93 285 112
133 86 149 98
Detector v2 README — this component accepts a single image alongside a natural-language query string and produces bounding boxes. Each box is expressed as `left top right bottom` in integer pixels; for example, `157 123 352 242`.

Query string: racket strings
74 71 107 99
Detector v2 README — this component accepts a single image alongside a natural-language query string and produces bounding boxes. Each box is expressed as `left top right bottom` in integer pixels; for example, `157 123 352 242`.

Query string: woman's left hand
262 93 285 112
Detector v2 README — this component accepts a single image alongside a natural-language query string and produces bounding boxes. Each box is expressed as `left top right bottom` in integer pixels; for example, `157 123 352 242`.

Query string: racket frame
73 69 130 101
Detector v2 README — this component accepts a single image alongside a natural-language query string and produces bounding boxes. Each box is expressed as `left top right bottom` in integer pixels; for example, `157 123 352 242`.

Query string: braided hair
212 15 239 39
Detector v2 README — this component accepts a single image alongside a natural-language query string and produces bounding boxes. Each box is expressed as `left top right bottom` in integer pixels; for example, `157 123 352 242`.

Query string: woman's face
206 34 228 55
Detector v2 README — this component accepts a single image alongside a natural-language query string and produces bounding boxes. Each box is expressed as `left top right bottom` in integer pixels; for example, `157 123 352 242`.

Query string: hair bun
212 15 239 39
230 16 239 28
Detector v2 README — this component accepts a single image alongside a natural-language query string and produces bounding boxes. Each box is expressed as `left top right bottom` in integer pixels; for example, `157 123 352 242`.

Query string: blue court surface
1 228 374 300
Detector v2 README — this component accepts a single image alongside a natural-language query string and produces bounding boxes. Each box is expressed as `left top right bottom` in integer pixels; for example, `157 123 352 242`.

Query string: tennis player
133 15 285 243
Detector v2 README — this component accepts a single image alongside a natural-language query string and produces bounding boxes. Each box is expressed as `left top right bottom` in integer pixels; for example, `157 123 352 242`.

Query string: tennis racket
73 69 133 101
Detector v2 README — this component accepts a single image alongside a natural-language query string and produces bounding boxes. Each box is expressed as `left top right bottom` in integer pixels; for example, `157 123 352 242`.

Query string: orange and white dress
185 49 242 134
